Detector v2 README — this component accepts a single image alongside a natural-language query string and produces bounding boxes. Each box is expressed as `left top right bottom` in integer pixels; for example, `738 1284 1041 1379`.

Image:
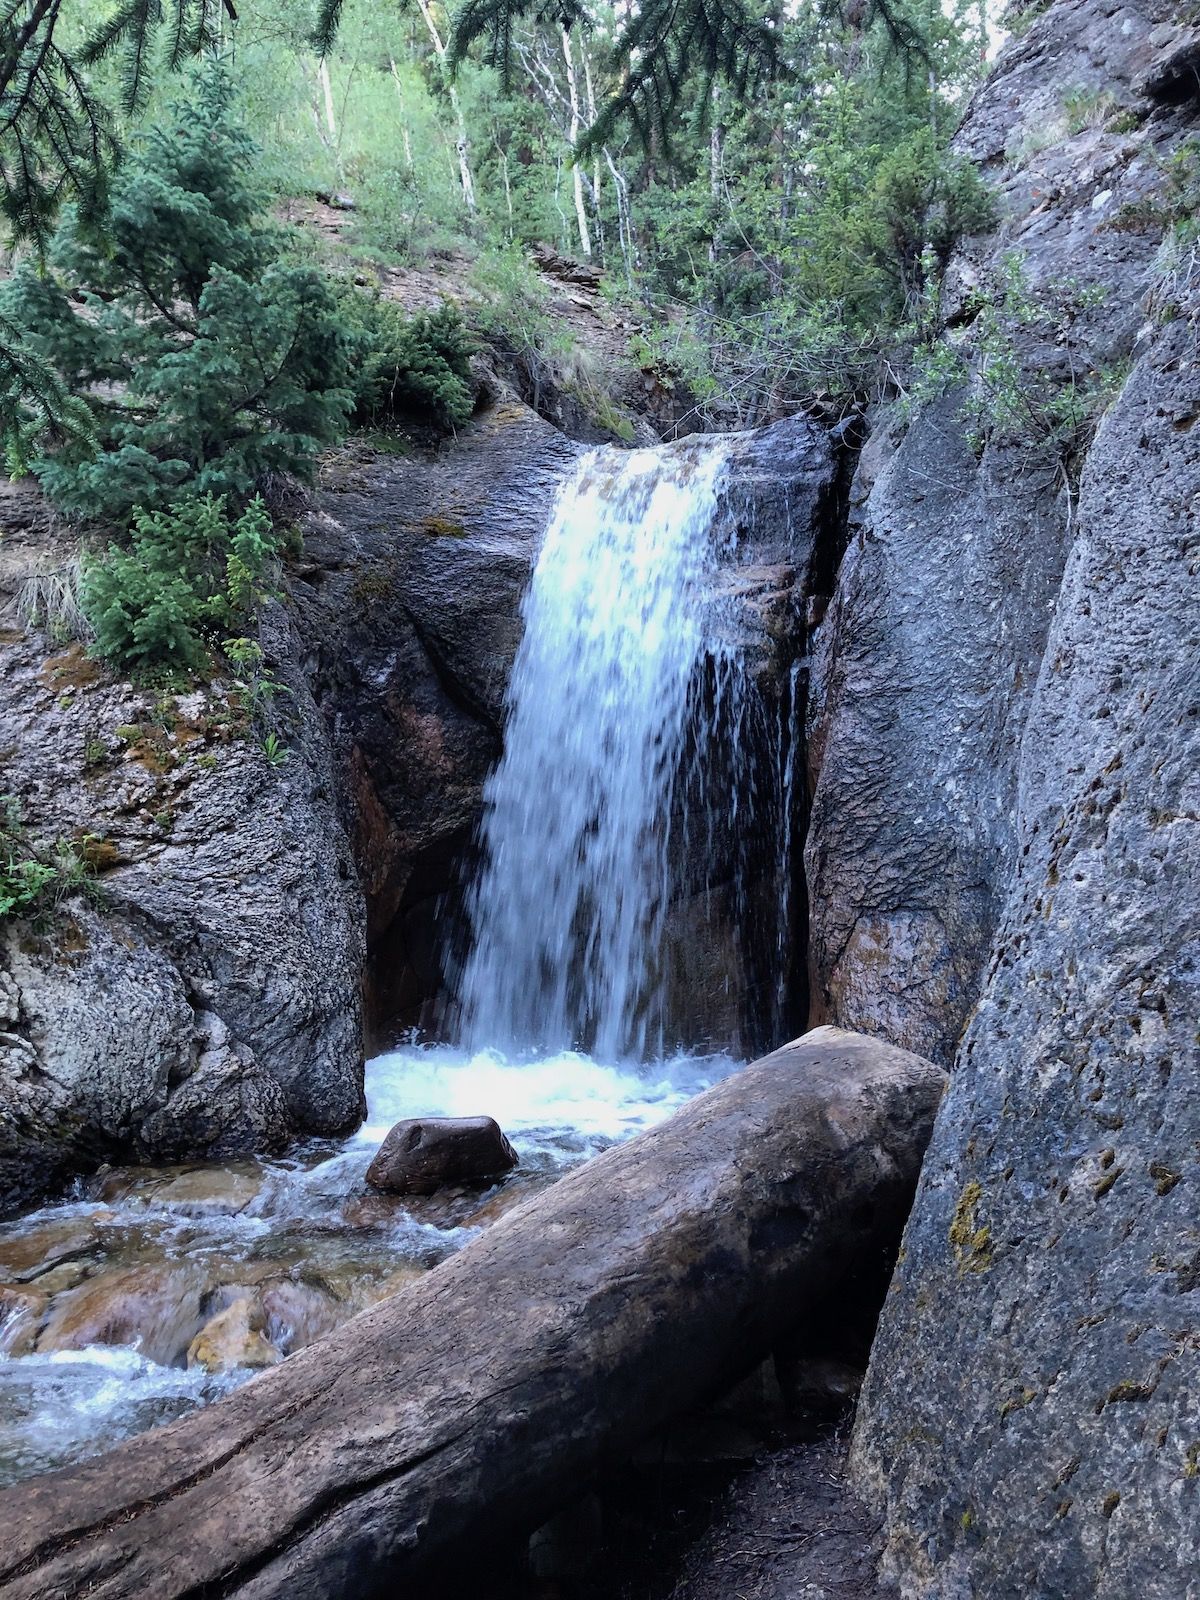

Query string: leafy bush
339 290 475 429
82 494 280 672
901 251 1121 467
1 64 352 526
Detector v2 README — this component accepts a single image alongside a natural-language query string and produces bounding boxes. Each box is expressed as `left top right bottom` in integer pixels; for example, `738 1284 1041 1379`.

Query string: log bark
0 1026 945 1600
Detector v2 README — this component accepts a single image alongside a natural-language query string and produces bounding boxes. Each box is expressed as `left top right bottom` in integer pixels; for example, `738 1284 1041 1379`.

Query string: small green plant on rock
1062 87 1117 135
0 798 101 924
83 495 280 674
260 732 290 768
225 637 291 729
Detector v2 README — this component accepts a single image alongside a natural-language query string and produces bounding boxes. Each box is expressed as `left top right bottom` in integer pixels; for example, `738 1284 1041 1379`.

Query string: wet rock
365 1116 518 1195
0 1284 47 1356
34 1263 209 1366
258 1278 346 1354
0 1215 103 1283
187 1296 280 1374
90 1163 264 1216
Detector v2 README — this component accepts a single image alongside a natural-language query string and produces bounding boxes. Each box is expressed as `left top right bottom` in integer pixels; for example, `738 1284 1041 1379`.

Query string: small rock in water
188 1295 280 1374
365 1116 518 1196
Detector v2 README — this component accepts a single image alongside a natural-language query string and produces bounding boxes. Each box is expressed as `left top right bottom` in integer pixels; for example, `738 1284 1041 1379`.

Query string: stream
0 1043 735 1487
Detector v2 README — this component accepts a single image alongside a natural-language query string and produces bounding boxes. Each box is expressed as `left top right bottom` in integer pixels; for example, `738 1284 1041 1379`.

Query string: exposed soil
447 1406 893 1600
552 1428 893 1600
658 1432 893 1600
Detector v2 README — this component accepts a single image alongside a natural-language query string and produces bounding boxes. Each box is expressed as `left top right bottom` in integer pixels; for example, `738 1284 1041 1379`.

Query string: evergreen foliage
584 0 780 154
3 64 352 525
2 0 1007 653
0 0 233 245
82 492 279 671
339 291 475 429
447 0 587 80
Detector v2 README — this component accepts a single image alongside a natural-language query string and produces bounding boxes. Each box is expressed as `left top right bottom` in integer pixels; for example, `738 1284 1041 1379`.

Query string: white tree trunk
388 57 416 170
561 27 592 259
415 0 477 213
318 56 338 144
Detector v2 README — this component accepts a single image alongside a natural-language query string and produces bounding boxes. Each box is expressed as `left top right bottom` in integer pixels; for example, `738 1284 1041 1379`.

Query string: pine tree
0 0 237 246
3 62 352 525
0 2 238 449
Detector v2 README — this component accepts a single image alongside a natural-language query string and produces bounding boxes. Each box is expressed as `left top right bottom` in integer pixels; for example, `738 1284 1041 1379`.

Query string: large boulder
834 3 1200 1595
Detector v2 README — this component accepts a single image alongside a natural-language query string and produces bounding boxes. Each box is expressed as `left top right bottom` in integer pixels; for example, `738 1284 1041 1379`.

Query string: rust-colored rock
187 1296 280 1375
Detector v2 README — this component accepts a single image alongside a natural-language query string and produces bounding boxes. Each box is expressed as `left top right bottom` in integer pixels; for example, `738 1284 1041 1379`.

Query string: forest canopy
1 0 996 671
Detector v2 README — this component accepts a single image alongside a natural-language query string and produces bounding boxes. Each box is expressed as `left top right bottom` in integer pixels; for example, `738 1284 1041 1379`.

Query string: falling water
457 441 732 1061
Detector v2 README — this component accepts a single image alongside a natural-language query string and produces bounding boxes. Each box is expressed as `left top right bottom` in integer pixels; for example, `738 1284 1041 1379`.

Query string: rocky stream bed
0 1046 733 1487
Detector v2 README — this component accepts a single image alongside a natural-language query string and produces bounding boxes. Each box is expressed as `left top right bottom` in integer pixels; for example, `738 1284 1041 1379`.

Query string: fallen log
0 1025 945 1600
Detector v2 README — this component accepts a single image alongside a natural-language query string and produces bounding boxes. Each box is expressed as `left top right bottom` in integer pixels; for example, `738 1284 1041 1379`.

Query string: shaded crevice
791 414 865 1037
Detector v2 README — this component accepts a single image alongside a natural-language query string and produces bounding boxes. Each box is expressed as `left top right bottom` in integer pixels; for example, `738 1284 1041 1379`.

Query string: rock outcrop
0 487 365 1208
807 2 1200 1594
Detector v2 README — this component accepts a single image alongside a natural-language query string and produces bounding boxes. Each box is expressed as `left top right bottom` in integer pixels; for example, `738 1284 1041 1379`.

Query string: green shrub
0 798 99 924
82 494 280 672
1 64 352 526
340 290 475 430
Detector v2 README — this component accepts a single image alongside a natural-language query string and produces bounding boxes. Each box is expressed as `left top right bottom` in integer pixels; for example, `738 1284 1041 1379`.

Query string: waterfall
457 440 733 1062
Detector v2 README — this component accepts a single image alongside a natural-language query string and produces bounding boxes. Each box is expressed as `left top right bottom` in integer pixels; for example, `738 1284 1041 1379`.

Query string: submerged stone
188 1296 280 1374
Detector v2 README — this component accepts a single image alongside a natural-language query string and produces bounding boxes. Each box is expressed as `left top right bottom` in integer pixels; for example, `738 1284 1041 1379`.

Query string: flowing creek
0 434 795 1486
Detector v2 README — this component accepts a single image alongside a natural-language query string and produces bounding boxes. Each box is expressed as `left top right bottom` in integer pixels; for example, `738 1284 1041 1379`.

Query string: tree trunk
561 27 592 258
318 57 337 144
415 0 476 212
0 1028 944 1600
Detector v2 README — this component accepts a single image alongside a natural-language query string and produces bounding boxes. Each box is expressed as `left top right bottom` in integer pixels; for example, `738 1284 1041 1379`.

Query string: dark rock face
0 490 365 1211
839 3 1200 1595
292 403 582 1044
661 415 843 1054
301 406 838 1058
365 1116 518 1195
806 0 1200 1070
805 401 1070 1065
